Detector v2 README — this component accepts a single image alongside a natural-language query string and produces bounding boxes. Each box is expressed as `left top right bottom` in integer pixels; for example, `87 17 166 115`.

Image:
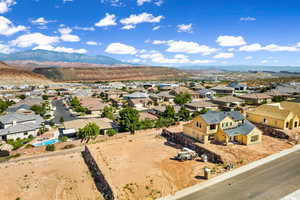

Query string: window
251 135 259 142
24 132 28 136
196 122 201 128
286 122 289 128
210 124 216 130
294 122 298 128
263 118 267 124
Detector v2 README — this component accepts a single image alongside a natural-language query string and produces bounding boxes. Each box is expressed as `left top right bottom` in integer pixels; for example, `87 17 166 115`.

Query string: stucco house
239 93 272 105
183 111 262 145
0 113 44 141
246 102 300 130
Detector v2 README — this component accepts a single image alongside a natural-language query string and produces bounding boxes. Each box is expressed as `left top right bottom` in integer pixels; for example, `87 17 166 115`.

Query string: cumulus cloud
120 12 164 25
177 24 193 33
240 17 256 21
33 45 87 54
0 0 16 14
100 0 122 7
244 56 253 60
105 42 137 54
139 52 214 64
153 40 217 55
213 52 234 59
137 0 151 6
0 16 26 36
121 24 136 30
11 33 59 48
0 42 13 54
95 13 117 27
239 43 299 52
86 41 101 46
58 27 80 42
216 35 246 47
73 26 95 31
31 17 56 25
152 26 160 31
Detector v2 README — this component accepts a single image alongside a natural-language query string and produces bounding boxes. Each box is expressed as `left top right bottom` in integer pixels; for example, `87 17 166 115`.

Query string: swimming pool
33 138 59 147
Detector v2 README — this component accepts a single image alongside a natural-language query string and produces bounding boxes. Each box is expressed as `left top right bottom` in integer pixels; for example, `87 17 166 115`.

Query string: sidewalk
159 144 300 200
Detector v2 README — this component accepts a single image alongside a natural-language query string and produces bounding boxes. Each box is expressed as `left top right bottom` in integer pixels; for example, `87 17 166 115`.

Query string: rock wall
254 123 289 139
82 146 115 200
161 129 223 163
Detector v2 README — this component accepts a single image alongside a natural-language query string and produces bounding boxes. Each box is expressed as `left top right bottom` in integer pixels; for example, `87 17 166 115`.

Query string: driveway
52 99 76 124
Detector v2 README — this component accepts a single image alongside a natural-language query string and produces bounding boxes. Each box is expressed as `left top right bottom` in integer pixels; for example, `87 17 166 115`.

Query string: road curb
158 144 300 200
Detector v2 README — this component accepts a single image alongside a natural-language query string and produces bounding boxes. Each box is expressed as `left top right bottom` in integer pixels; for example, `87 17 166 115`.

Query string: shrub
106 129 117 137
46 144 55 151
63 144 76 149
58 135 68 142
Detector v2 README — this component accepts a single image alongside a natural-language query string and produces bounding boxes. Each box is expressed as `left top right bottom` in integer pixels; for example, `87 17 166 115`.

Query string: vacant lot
88 133 216 200
0 153 103 200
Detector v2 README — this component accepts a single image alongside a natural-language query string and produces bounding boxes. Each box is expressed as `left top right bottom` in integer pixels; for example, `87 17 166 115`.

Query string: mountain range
0 50 125 65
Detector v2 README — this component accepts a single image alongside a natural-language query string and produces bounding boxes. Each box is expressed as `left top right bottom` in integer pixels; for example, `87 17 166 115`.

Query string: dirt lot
0 152 103 200
198 135 293 165
88 133 216 200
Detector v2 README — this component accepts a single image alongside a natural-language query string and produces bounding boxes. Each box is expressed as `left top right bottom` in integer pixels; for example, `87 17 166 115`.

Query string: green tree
177 106 191 121
42 95 49 100
18 94 26 100
155 117 175 128
101 106 114 120
174 93 192 105
77 123 100 142
0 99 13 113
162 105 176 119
31 105 47 117
59 116 64 123
106 128 117 136
70 97 81 107
119 107 139 134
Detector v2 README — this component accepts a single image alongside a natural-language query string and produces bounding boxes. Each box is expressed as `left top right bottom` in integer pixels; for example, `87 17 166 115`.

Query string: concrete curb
158 144 300 200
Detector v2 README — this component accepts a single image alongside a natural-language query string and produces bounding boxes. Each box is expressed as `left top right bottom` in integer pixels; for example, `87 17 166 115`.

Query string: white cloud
0 42 13 54
121 24 136 30
58 27 80 42
86 41 101 46
244 56 253 60
0 0 16 14
11 33 59 48
152 26 160 31
0 16 26 36
163 40 217 55
240 17 256 21
31 17 55 25
100 0 122 7
139 52 214 64
214 52 234 59
239 43 299 52
105 42 137 55
73 26 95 31
261 60 268 64
137 0 151 6
33 45 87 54
177 24 193 33
95 13 117 27
216 35 246 47
120 12 164 25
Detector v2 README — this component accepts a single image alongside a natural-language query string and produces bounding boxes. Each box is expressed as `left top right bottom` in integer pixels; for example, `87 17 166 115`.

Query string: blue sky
1 0 300 66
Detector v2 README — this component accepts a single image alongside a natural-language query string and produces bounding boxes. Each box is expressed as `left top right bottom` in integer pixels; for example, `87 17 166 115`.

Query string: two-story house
183 111 262 145
0 113 44 141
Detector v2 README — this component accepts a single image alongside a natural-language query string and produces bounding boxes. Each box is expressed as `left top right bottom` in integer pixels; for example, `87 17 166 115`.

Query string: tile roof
224 120 256 136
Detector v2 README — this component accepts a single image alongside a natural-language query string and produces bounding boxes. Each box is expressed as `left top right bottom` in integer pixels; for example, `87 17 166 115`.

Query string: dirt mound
0 61 53 85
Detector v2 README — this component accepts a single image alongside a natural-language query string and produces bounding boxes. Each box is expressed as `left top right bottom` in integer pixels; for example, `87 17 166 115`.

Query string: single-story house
213 96 245 107
239 93 272 105
185 100 218 112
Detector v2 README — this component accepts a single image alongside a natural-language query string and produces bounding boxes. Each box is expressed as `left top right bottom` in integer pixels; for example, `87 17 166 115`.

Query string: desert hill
0 61 53 85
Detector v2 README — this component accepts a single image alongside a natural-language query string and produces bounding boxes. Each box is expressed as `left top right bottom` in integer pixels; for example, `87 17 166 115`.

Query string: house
123 92 149 100
63 117 120 136
148 105 181 116
139 112 158 121
228 82 247 91
246 102 300 130
0 113 44 140
197 88 216 99
171 87 200 99
78 97 107 115
211 86 235 95
128 98 151 111
183 111 262 145
213 96 244 107
239 93 272 105
185 100 218 112
6 104 34 114
156 91 175 102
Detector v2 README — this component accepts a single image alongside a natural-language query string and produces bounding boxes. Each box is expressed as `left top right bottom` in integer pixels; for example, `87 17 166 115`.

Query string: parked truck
175 147 198 161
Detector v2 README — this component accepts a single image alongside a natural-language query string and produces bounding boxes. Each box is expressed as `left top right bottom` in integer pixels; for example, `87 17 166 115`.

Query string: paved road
52 99 75 124
179 150 300 200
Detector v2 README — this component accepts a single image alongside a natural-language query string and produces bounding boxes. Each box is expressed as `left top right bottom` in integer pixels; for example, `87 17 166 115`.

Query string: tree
101 106 114 120
174 93 192 105
162 105 176 119
106 128 117 137
155 117 175 128
272 96 286 102
59 116 64 123
77 123 100 142
177 106 191 121
31 105 47 117
42 95 49 100
138 118 156 130
18 94 26 100
0 99 13 113
70 97 81 107
119 107 139 134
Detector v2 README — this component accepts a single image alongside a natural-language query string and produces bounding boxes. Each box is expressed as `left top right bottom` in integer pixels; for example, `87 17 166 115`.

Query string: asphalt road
179 150 300 200
52 99 75 124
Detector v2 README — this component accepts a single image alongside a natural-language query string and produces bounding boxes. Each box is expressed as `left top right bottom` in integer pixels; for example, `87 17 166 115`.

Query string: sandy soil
199 135 293 165
0 153 103 200
88 133 216 200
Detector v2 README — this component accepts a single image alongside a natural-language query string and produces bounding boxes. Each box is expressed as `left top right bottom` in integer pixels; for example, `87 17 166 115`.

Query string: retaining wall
254 123 289 139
